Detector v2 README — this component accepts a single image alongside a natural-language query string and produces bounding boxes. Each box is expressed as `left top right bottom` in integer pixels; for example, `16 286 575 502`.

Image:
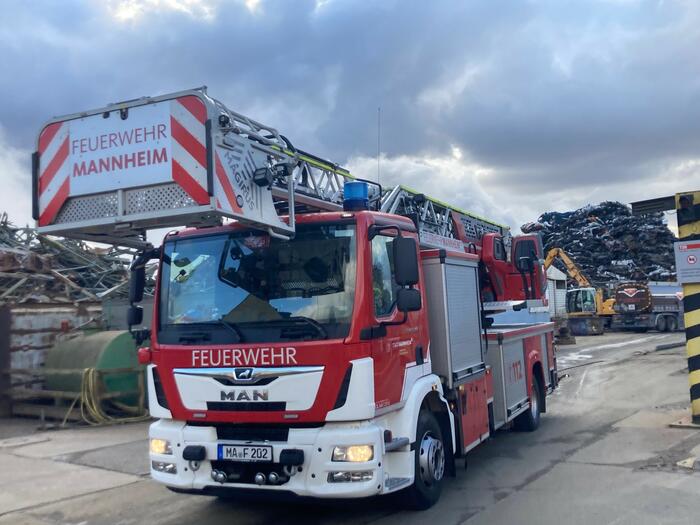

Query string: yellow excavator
543 248 615 335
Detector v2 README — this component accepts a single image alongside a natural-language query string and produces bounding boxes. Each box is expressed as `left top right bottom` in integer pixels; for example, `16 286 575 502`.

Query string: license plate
217 444 272 462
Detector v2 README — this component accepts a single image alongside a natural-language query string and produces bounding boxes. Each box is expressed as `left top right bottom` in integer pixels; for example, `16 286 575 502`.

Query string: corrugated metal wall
547 279 567 317
9 303 102 372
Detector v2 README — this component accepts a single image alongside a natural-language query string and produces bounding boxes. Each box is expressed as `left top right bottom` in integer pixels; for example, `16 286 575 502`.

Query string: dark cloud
1 0 700 227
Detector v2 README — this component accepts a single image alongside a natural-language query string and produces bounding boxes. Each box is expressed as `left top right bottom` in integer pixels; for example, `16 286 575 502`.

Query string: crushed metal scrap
522 201 677 284
0 212 155 304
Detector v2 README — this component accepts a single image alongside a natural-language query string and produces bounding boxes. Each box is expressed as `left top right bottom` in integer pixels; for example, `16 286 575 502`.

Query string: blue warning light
343 181 369 211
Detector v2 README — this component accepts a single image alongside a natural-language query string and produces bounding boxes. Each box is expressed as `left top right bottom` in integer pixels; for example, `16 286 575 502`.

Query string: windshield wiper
215 318 245 342
268 316 328 340
178 331 212 344
175 321 243 343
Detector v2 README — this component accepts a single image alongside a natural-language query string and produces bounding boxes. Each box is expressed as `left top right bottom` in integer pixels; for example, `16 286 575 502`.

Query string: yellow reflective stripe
676 191 700 238
265 146 506 229
269 145 353 177
692 397 700 414
679 223 700 238
690 369 700 387
675 191 700 207
684 308 700 330
687 338 700 359
396 185 507 229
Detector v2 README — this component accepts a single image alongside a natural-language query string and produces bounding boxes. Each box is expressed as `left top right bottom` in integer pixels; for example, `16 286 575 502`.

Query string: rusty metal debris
522 201 677 284
0 212 154 304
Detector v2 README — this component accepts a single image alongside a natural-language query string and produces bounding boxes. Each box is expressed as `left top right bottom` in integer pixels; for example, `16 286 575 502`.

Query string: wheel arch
383 375 456 456
421 391 457 477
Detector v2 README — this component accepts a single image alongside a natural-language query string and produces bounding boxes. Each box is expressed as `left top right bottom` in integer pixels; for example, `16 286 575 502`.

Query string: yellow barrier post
675 191 700 424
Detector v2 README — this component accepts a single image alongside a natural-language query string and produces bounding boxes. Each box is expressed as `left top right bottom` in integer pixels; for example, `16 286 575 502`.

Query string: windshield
158 223 356 344
566 289 596 314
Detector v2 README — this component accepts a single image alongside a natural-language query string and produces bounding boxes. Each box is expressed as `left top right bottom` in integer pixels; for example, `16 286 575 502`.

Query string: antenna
377 106 381 184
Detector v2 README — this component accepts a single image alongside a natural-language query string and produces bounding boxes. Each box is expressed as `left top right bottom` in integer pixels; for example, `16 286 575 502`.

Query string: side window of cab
494 239 506 261
371 235 400 317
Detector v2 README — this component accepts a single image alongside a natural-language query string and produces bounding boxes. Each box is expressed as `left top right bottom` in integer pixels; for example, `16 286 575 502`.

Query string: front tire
401 410 445 510
514 375 542 432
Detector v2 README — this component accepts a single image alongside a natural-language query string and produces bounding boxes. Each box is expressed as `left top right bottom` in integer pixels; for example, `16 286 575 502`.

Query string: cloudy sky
2 0 700 232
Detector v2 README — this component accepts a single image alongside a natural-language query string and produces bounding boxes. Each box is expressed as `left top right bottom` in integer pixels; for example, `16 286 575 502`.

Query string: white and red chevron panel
36 95 210 226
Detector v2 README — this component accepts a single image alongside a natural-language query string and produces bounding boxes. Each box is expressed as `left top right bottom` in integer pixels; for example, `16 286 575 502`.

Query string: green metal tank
45 330 144 404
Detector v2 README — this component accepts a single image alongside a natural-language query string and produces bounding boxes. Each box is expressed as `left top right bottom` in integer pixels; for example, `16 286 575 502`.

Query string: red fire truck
33 88 557 509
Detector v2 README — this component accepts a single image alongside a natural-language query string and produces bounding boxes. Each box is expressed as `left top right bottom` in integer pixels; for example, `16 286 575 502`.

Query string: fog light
152 460 177 474
328 471 373 483
150 438 172 455
332 445 374 462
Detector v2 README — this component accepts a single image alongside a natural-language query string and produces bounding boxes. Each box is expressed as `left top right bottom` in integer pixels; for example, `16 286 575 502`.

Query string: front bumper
149 419 387 498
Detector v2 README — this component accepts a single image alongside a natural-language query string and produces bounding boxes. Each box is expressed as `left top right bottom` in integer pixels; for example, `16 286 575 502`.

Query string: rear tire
655 315 667 332
401 410 445 510
514 375 542 432
667 316 678 332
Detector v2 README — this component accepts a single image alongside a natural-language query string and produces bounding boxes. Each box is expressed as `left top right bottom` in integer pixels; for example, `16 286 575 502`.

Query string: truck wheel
401 410 445 510
655 316 667 332
667 316 678 332
514 376 541 432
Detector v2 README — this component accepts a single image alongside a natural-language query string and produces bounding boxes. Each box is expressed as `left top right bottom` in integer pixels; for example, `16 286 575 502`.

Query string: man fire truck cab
33 88 556 509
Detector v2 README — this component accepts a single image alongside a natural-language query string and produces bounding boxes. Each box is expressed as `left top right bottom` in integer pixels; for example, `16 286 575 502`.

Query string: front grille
207 402 286 412
216 425 290 442
212 376 277 386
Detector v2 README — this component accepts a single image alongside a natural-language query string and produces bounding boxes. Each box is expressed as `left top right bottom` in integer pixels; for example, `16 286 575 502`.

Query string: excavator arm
543 247 592 288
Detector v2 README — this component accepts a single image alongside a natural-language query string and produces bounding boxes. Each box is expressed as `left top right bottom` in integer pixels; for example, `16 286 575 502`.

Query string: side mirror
397 288 421 313
517 256 534 274
392 237 419 286
129 266 146 303
127 304 144 327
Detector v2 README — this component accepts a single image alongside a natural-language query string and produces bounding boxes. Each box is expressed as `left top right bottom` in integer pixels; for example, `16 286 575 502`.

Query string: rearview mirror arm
130 246 160 272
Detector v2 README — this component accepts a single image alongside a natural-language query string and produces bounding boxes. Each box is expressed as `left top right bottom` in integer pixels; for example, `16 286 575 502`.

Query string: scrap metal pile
0 213 153 303
522 201 677 284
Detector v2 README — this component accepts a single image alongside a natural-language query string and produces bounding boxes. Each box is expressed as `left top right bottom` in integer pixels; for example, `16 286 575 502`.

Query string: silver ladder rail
211 94 360 214
380 185 509 246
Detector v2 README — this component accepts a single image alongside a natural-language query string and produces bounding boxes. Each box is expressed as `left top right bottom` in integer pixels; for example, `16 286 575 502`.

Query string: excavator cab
566 287 597 314
565 287 605 335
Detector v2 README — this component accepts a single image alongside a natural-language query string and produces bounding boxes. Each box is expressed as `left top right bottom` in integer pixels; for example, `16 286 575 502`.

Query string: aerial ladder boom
33 87 368 247
34 87 515 255
33 86 551 307
380 185 509 249
35 86 514 253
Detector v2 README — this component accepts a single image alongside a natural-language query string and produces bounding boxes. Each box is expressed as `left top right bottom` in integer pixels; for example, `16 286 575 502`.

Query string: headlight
150 438 172 455
332 445 374 462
